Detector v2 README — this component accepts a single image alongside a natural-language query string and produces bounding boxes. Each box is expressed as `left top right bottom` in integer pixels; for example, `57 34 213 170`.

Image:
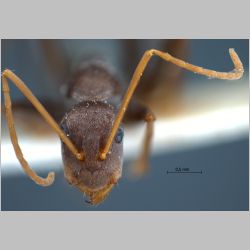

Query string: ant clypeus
1 41 244 205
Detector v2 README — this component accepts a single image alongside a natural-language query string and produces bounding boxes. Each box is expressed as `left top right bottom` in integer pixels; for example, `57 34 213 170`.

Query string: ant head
60 101 123 205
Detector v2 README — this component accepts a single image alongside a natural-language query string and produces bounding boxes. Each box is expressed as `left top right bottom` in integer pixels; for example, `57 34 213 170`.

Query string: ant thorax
66 61 122 103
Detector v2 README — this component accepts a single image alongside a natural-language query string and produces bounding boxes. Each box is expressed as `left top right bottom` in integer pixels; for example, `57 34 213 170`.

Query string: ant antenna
99 48 244 160
2 70 84 186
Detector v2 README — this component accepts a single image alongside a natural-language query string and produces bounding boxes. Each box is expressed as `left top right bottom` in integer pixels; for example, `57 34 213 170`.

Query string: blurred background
1 39 249 211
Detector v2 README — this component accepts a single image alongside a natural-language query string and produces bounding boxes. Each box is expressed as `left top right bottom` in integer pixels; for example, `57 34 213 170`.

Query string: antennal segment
2 70 85 186
99 48 244 160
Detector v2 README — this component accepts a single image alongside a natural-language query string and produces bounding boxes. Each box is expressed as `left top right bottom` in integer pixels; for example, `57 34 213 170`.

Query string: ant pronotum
1 42 244 205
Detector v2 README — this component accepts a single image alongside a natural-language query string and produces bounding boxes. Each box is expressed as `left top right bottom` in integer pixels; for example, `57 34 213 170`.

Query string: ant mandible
1 44 244 205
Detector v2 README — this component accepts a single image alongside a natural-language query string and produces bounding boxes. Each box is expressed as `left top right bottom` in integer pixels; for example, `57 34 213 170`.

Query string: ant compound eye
60 122 70 137
115 127 124 143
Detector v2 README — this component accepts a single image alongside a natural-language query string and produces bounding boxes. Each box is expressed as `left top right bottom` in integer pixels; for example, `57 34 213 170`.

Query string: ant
1 41 244 205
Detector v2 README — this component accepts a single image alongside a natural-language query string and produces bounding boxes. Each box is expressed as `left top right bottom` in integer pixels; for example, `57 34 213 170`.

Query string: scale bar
167 171 202 174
